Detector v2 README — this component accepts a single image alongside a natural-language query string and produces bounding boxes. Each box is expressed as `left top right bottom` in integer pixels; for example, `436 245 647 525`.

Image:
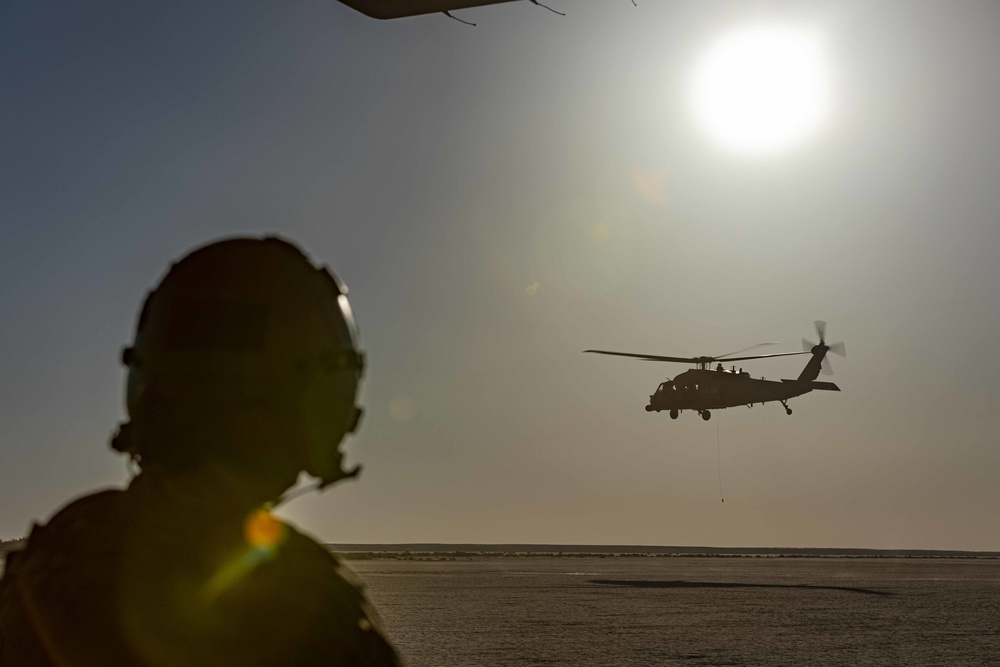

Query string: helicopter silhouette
585 322 846 421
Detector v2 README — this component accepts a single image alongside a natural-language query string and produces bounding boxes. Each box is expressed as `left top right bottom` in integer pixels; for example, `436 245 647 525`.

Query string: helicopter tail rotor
802 321 846 375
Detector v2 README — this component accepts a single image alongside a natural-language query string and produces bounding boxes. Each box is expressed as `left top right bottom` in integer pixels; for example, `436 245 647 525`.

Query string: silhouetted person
0 237 402 666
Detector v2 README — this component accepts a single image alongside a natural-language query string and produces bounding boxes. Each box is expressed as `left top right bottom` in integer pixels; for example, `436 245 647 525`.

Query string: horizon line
325 542 1000 556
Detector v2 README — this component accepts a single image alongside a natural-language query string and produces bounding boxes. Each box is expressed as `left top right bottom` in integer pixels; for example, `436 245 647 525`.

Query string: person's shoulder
273 522 363 590
41 488 125 528
0 488 145 665
5 488 128 583
24 488 126 551
1 488 127 606
260 522 404 665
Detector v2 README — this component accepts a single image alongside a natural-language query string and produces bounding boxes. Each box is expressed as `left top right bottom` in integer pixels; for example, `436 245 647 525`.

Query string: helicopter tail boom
781 379 840 391
796 347 826 382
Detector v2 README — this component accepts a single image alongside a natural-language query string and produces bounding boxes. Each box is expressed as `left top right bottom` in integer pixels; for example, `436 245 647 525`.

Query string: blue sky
2 0 999 550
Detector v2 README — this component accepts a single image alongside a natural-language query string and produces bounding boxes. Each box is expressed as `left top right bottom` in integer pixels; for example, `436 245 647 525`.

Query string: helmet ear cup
114 237 365 484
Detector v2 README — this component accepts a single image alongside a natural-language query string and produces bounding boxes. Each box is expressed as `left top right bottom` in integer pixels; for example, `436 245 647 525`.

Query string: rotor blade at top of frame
338 0 519 19
583 350 699 364
714 342 781 359
715 351 812 363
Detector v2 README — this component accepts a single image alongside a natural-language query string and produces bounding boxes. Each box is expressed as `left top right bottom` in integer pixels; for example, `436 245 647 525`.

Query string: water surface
351 556 1000 666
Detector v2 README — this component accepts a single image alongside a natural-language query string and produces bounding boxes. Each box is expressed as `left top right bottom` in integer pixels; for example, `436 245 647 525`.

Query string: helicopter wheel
669 409 679 420
701 410 711 421
645 405 653 412
785 408 793 416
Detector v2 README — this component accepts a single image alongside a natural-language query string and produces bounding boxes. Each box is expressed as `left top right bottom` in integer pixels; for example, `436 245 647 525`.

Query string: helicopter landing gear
669 409 679 420
780 399 792 416
700 410 711 421
645 405 653 412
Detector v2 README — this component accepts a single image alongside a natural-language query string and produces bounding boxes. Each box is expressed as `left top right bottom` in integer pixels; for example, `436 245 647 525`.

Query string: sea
349 555 1000 666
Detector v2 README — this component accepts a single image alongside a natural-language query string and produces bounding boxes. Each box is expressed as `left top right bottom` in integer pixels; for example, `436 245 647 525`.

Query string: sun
690 24 831 157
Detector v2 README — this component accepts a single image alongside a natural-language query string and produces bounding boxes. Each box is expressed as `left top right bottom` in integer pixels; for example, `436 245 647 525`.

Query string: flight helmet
112 237 364 487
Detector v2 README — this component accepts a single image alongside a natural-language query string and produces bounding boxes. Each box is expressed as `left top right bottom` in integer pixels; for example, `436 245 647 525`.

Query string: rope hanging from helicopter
716 412 725 503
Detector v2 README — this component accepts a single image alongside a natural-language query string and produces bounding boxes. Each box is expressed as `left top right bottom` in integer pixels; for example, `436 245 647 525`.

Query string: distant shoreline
327 544 1000 560
4 538 997 560
0 538 26 556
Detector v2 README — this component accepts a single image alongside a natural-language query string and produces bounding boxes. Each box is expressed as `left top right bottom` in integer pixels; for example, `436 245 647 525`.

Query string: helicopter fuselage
645 367 838 417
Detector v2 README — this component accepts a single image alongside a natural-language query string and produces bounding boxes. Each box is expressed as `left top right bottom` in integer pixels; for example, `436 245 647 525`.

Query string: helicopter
585 322 846 421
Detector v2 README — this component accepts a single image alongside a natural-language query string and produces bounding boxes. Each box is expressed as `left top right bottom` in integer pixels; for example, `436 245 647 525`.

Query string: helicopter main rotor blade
584 349 809 364
714 342 781 359
583 350 700 364
716 351 811 363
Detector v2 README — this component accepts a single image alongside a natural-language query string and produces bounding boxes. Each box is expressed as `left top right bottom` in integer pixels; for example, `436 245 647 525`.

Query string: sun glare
690 24 831 157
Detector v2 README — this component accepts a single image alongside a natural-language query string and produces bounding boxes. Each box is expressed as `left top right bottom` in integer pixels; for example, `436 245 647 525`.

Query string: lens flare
244 509 287 550
201 510 289 602
630 164 668 206
389 395 417 423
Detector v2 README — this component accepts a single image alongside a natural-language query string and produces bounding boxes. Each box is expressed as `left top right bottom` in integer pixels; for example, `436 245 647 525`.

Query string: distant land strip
4 538 997 559
0 538 26 555
327 544 1000 559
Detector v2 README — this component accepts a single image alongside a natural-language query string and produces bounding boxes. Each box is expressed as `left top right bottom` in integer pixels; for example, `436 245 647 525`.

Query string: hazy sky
2 0 999 551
